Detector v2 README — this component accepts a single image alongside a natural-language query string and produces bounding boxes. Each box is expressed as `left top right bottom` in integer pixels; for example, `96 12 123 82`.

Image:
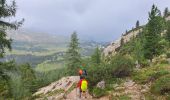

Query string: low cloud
15 0 170 41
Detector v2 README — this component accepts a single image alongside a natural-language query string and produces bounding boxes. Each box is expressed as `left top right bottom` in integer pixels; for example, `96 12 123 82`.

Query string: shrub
151 74 170 95
148 70 169 82
91 87 107 98
167 52 170 58
132 63 170 84
109 55 134 78
8 73 31 100
35 68 67 89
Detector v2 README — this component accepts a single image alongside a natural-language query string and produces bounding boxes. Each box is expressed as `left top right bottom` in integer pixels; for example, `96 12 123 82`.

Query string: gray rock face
97 81 105 89
103 29 142 56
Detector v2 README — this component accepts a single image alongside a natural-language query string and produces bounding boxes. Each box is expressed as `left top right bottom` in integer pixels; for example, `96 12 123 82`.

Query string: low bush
132 65 170 84
166 52 170 58
148 70 169 82
109 55 134 78
35 68 67 89
151 74 170 95
91 87 107 98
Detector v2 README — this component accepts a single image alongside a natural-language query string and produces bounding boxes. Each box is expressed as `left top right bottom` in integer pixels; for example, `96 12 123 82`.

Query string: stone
96 81 105 89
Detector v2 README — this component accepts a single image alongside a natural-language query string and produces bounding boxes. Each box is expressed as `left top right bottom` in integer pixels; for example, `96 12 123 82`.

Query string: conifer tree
65 32 81 75
143 5 166 61
91 46 101 65
0 0 24 58
136 20 140 28
164 7 169 17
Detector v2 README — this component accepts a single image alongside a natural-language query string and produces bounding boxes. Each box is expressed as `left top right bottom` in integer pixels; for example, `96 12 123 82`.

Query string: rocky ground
33 76 151 100
112 79 150 100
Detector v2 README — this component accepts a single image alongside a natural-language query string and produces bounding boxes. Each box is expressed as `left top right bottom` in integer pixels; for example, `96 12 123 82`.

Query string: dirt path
113 79 149 100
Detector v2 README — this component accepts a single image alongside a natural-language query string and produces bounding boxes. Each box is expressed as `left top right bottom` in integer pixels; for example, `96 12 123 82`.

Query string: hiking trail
33 76 109 100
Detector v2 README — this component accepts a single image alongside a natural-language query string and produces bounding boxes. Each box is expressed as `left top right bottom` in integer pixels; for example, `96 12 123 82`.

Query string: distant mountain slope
104 16 170 56
6 29 69 44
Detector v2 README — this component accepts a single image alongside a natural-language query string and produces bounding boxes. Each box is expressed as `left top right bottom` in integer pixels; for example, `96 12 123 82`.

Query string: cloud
15 0 170 41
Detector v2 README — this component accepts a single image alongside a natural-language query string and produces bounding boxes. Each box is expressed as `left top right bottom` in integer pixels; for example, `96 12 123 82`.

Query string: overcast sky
14 0 170 42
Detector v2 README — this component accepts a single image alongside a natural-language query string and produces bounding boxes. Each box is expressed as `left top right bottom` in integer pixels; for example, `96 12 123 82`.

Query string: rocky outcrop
103 29 142 56
97 81 105 89
33 76 80 100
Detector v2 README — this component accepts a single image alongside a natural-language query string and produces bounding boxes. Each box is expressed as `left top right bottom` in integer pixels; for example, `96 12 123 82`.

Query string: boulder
97 81 105 89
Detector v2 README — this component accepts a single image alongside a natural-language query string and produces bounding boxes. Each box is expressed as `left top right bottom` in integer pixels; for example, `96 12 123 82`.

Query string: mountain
3 29 106 67
103 16 170 57
6 29 69 44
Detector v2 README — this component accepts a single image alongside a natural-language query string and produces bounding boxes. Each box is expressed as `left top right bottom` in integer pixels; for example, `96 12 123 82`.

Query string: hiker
81 64 88 77
78 68 83 79
77 76 88 98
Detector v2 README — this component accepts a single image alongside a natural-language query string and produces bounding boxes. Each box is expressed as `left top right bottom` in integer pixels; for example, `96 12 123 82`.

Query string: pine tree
164 7 169 17
0 1 24 97
0 0 23 77
91 46 101 64
65 32 81 75
0 0 24 58
143 4 166 61
136 20 140 28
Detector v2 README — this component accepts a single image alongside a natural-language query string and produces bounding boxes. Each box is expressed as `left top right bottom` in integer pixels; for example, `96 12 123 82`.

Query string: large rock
97 81 105 89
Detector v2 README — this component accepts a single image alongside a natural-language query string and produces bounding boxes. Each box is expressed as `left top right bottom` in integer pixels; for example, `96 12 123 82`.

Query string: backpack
79 69 83 75
82 70 87 76
81 79 87 91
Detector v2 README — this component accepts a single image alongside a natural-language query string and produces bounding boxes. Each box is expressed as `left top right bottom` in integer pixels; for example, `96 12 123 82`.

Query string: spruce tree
164 7 169 17
65 32 81 75
0 0 23 58
91 46 101 65
0 1 23 97
136 20 140 28
143 5 166 61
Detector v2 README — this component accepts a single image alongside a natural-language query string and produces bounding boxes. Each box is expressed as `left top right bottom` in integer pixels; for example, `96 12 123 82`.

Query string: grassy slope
35 61 65 72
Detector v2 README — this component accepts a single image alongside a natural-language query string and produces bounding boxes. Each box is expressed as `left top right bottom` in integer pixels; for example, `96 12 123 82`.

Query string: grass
6 47 66 56
132 64 170 84
151 74 170 95
35 61 65 72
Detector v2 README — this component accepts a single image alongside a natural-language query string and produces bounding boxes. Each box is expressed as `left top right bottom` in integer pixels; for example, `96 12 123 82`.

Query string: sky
13 0 170 42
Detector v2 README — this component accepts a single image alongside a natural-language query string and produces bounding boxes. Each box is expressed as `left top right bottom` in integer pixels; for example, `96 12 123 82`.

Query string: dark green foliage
0 62 36 99
87 63 108 88
143 5 166 60
35 68 67 89
151 74 170 95
65 32 81 75
18 64 36 93
87 55 134 98
148 70 169 82
164 7 170 17
0 0 23 58
91 46 101 65
119 36 146 66
166 52 170 58
109 55 134 78
0 1 24 98
136 20 140 28
91 87 107 98
132 65 170 84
